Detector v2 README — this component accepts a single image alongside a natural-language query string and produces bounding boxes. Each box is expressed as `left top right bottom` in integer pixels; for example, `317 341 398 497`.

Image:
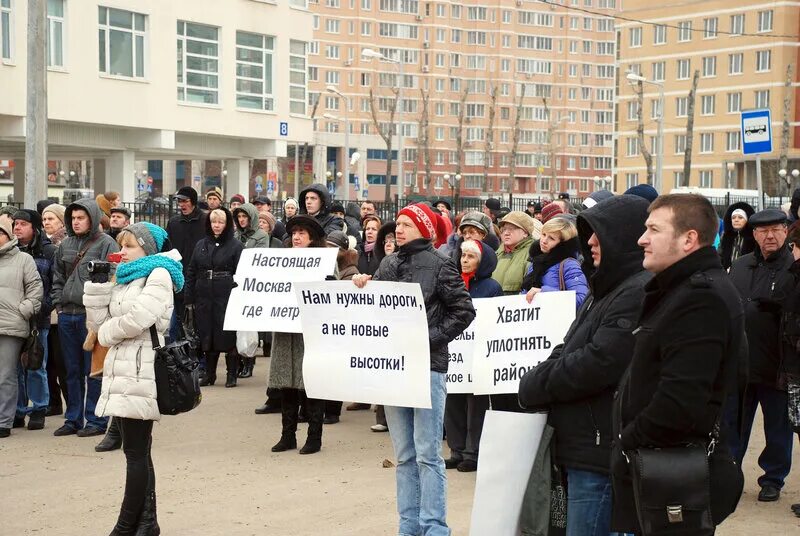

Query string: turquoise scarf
116 255 185 291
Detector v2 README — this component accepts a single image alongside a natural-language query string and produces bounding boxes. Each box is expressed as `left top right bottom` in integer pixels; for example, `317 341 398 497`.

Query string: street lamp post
326 86 350 201
362 48 404 199
626 73 664 193
778 168 800 197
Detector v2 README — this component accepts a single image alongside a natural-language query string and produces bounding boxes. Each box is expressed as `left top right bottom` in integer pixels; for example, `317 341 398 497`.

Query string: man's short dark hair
648 194 719 247
361 200 375 207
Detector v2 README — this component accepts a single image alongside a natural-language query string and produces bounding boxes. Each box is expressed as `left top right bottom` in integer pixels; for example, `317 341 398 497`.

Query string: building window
701 95 715 115
730 14 744 36
727 92 741 113
325 45 339 59
652 61 665 82
325 69 338 85
729 53 743 75
289 40 307 114
629 27 641 47
726 131 741 152
325 18 340 33
290 0 308 8
755 90 770 108
361 21 371 36
626 173 639 189
700 133 714 153
678 21 692 42
700 170 713 188
653 24 666 45
677 59 690 80
676 97 688 117
0 0 11 60
626 137 639 157
702 56 716 77
100 6 147 78
235 31 274 111
703 17 718 38
758 10 773 32
47 0 65 67
674 171 685 189
756 50 771 72
674 134 686 154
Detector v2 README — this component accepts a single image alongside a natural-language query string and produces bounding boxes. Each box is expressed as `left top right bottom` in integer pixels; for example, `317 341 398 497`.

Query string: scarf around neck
116 254 185 291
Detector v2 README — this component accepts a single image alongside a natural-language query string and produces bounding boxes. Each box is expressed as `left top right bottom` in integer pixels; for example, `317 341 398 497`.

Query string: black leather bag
150 326 202 416
628 444 714 535
20 321 44 370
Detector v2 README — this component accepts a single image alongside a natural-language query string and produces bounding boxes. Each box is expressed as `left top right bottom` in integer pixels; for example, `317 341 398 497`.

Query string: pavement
2 357 800 535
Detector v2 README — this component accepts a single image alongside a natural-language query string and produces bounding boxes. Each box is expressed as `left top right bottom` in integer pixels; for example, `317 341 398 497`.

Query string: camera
87 261 112 284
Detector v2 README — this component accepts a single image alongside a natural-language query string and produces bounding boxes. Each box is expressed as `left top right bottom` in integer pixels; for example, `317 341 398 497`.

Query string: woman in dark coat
718 201 755 270
185 207 243 388
357 215 382 276
269 215 329 455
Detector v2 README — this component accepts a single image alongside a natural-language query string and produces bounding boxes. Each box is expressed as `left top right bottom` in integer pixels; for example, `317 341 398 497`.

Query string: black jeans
117 418 155 523
46 326 68 409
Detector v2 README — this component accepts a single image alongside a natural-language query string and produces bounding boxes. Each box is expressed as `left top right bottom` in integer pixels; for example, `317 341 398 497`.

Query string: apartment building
617 0 800 194
0 0 313 202
309 0 618 201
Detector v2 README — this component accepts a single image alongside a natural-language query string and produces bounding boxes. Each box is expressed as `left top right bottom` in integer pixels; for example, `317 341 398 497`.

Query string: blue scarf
116 255 185 291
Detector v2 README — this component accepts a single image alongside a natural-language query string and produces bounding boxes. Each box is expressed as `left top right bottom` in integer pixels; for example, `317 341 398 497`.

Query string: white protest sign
295 280 432 409
446 316 478 394
223 248 338 333
471 293 575 395
469 411 547 536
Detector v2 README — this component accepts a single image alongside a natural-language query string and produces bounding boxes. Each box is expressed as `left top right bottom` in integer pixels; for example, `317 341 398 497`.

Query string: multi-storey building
617 0 800 195
309 0 618 202
0 0 313 202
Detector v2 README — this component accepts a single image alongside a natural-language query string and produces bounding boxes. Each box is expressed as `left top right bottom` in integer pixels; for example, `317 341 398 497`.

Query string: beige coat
85 265 174 421
0 239 42 337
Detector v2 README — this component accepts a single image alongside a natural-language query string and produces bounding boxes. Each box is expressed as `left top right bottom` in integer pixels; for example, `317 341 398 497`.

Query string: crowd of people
4 181 800 535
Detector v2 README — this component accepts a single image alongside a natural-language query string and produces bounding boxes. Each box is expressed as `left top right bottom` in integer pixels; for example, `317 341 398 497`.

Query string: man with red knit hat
354 202 475 536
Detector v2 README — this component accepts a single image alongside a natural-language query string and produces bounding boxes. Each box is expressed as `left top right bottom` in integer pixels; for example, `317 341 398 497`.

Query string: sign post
741 109 773 210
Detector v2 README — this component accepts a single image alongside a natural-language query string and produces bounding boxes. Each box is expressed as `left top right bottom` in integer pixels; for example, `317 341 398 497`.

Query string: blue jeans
734 383 793 488
566 468 628 536
60 313 107 431
384 372 449 536
16 326 49 414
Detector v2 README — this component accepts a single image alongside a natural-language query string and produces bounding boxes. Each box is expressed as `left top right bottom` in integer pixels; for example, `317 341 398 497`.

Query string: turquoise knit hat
125 222 167 256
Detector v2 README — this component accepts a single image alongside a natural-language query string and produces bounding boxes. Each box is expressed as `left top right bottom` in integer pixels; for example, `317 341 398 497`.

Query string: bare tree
483 85 498 196
633 80 654 185
368 87 400 203
508 84 527 200
298 94 321 186
418 88 433 195
543 97 559 196
780 63 795 194
454 86 470 209
682 70 699 187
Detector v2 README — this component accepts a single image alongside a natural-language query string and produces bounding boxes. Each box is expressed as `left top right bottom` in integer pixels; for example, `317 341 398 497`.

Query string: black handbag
150 325 202 416
20 320 44 370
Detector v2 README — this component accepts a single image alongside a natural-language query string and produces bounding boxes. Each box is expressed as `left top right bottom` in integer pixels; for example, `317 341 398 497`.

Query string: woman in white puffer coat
84 222 183 536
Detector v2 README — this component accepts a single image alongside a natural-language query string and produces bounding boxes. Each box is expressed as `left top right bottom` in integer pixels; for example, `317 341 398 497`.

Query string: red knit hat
541 202 564 223
398 203 438 240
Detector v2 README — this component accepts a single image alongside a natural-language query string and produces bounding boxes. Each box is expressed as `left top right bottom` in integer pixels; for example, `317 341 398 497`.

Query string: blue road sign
267 180 275 193
255 183 263 193
279 122 289 136
146 184 152 193
137 182 144 191
741 109 773 155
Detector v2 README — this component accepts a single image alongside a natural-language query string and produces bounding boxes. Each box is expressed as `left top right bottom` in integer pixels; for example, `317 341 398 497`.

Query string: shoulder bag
150 325 202 415
558 260 568 291
20 319 44 370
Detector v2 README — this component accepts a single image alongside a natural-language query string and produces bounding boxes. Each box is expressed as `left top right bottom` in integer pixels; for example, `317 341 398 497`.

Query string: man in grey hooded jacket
51 199 119 437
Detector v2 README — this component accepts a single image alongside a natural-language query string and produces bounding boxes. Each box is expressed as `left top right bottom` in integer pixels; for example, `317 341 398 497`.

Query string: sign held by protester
223 248 338 333
446 316 478 394
471 293 575 395
295 281 432 408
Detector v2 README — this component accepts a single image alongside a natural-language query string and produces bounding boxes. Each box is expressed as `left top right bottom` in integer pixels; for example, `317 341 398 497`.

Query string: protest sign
295 280 432 408
446 314 478 394
223 248 338 333
471 293 575 395
469 410 548 536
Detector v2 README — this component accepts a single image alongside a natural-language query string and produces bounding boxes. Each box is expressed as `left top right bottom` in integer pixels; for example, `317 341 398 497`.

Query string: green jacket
492 237 533 294
233 203 271 249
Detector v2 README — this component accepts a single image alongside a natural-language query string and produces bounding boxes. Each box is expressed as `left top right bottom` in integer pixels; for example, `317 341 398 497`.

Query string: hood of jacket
577 194 649 299
233 203 260 233
205 207 235 242
65 198 103 238
346 202 361 221
299 183 332 218
722 201 755 235
472 242 498 281
376 221 397 261
0 237 19 257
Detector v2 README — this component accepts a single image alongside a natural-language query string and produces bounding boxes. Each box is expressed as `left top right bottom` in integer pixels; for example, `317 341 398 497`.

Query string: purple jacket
523 256 589 309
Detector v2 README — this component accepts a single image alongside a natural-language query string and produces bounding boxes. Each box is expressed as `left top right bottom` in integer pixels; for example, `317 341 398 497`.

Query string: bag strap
149 325 161 350
558 260 567 291
68 234 102 278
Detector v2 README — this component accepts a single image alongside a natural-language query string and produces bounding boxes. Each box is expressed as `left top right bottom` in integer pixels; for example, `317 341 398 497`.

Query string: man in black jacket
353 202 475 536
729 208 794 502
610 194 745 533
518 195 651 536
299 183 345 236
166 187 207 342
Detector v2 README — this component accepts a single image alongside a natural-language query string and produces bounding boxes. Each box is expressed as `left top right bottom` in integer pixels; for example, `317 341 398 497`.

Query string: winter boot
27 409 46 431
300 397 323 455
96 417 122 452
238 357 254 378
200 353 218 386
133 491 159 536
224 354 238 388
271 390 298 452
